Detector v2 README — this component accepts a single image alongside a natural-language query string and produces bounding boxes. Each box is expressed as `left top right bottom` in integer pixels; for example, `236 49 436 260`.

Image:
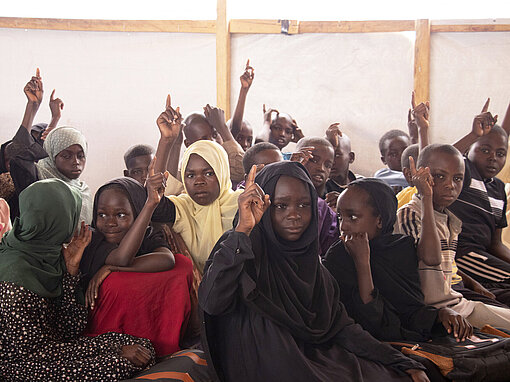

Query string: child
448 100 510 306
396 143 419 209
324 178 471 343
123 144 155 185
395 144 510 330
241 142 283 179
374 129 411 192
0 179 154 380
80 171 192 357
255 105 303 153
199 162 427 382
296 137 334 199
228 60 254 152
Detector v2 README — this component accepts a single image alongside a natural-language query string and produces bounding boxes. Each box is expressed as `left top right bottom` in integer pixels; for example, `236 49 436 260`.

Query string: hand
325 191 340 209
263 104 279 125
405 369 430 382
471 280 496 300
472 98 498 137
325 122 342 147
411 91 430 131
438 307 473 342
85 264 114 309
156 94 183 140
145 156 169 206
235 165 271 236
23 68 43 105
49 89 64 119
62 221 92 275
342 232 370 266
120 344 152 367
290 146 314 165
204 104 227 132
409 156 433 198
291 120 304 143
240 59 254 89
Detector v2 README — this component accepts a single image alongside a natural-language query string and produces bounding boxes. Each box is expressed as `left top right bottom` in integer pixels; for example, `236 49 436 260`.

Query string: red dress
84 253 193 357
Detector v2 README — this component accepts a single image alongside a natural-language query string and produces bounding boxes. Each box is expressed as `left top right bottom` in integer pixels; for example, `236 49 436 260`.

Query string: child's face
337 187 382 240
184 154 221 206
271 176 312 242
426 152 465 212
269 116 293 150
124 154 153 185
55 144 86 180
95 188 135 244
235 123 253 152
381 136 410 172
251 149 283 174
185 121 223 147
467 131 508 180
303 143 334 191
330 138 354 180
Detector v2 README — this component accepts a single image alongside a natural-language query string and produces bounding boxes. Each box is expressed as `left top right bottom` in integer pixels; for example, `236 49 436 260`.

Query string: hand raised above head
290 146 314 165
240 59 255 89
156 94 183 140
235 165 270 236
411 91 430 130
263 104 279 124
204 104 226 130
409 156 433 198
472 98 498 137
145 156 169 206
24 68 44 105
325 123 342 147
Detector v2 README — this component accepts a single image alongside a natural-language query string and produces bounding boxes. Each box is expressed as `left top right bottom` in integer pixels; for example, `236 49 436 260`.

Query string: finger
36 68 40 78
263 104 266 113
409 156 417 176
408 108 412 122
411 91 416 109
451 318 460 339
482 98 490 113
50 89 55 101
148 156 156 177
60 101 64 110
494 115 498 124
246 59 250 68
246 165 257 188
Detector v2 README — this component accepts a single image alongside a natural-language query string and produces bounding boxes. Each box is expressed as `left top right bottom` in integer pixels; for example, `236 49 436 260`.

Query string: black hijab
235 161 347 343
324 177 442 341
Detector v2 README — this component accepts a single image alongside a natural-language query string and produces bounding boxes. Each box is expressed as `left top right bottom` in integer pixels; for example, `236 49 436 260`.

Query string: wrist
235 224 252 236
66 264 80 276
353 255 371 269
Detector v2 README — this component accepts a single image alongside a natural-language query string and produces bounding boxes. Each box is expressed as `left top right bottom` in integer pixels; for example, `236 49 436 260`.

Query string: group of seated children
1 64 510 382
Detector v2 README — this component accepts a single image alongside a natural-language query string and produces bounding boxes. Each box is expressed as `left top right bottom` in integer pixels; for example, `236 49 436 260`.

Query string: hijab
0 179 81 298
234 161 346 343
170 140 242 271
36 126 92 224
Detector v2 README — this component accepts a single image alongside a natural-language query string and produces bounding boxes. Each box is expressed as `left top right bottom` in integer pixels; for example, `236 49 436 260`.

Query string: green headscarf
0 179 82 298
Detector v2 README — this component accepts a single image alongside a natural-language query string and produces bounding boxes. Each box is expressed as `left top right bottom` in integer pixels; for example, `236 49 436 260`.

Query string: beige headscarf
170 140 242 271
36 126 92 224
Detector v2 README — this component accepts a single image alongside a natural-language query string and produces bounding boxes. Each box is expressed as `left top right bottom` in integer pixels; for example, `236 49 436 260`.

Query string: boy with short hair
374 129 411 192
228 60 254 152
296 137 334 199
123 144 155 185
255 106 304 153
396 144 510 329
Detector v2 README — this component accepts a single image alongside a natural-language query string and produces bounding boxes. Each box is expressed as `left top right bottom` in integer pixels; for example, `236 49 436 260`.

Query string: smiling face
235 122 254 151
426 151 465 212
303 143 334 192
95 188 135 244
270 176 312 242
381 136 410 172
269 116 294 150
467 130 508 180
337 187 382 240
184 154 221 206
55 144 86 179
124 154 153 185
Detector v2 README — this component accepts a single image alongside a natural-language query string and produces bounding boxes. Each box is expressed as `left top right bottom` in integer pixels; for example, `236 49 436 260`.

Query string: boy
123 144 154 186
228 60 254 152
374 129 411 192
449 100 510 306
255 106 303 153
296 137 334 199
396 144 419 209
396 144 510 330
241 142 282 178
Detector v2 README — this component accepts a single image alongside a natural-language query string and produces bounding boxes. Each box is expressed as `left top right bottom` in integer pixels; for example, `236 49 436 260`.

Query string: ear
380 156 387 165
184 139 190 148
349 152 355 164
376 215 383 230
402 167 413 185
123 170 129 177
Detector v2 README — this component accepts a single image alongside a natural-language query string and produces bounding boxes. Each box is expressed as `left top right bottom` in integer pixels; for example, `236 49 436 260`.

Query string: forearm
453 131 479 155
354 261 375 304
155 137 174 174
231 88 248 138
105 202 157 266
21 101 40 131
110 250 175 273
490 240 510 264
418 125 429 150
47 115 60 130
457 269 477 289
165 136 182 177
417 196 442 265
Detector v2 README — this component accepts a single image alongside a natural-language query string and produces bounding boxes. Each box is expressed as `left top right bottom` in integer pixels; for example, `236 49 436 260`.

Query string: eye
206 171 215 177
325 162 333 169
481 148 490 154
285 129 292 135
497 151 506 158
274 203 286 209
349 215 358 221
78 153 86 160
60 153 71 159
185 173 194 178
298 202 310 208
454 176 463 182
97 213 106 218
117 213 127 218
434 174 444 180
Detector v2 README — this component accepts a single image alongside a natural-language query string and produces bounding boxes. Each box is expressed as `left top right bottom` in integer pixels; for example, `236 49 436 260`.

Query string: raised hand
145 156 169 206
156 94 183 140
23 68 43 105
411 91 430 131
240 59 254 89
472 98 498 137
49 89 64 119
62 221 92 276
204 103 226 131
291 120 304 143
85 264 114 309
325 191 340 210
235 165 271 236
342 232 370 266
325 122 342 147
263 104 279 125
409 156 433 198
290 146 314 165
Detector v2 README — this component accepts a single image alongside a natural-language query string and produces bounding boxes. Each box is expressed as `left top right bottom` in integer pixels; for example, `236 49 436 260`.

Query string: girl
0 179 154 380
80 164 193 357
199 162 428 382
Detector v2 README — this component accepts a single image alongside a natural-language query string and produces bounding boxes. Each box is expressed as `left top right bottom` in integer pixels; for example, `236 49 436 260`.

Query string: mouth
70 169 82 174
283 226 304 234
194 191 209 198
486 166 498 174
277 138 286 144
312 174 324 183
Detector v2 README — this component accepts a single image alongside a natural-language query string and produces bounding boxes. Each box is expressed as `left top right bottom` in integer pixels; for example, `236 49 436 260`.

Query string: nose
444 177 455 190
194 174 206 185
106 216 117 227
72 155 80 166
488 151 496 161
286 206 301 221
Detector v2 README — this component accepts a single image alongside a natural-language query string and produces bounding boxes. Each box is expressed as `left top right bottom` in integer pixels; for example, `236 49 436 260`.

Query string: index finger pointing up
148 156 156 177
36 68 40 78
246 165 257 188
411 91 417 109
246 59 250 68
50 89 55 101
166 94 172 110
409 156 417 176
482 98 490 113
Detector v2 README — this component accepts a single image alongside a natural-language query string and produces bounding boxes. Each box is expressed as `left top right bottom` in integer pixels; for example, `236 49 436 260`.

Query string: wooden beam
229 19 299 34
0 17 216 33
299 20 415 33
216 0 231 119
431 24 510 32
414 19 431 104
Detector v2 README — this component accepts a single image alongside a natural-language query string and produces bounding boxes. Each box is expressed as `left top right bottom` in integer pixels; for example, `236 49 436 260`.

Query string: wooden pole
414 19 431 103
216 0 231 119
